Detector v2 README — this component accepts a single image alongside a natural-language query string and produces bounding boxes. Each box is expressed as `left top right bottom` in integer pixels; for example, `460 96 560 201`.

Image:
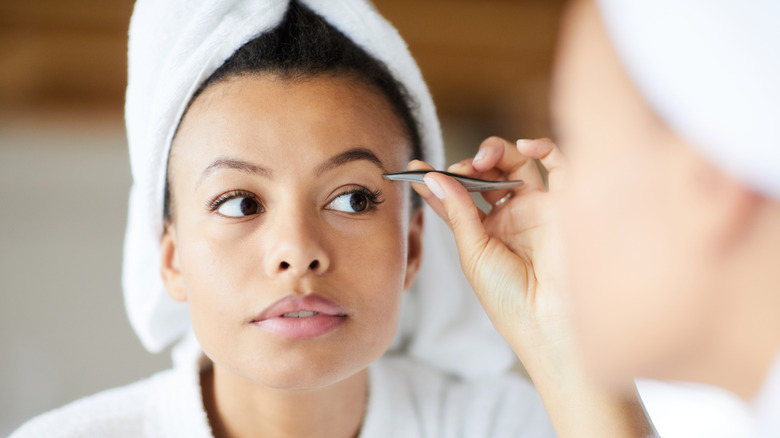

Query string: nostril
309 260 319 270
280 261 290 270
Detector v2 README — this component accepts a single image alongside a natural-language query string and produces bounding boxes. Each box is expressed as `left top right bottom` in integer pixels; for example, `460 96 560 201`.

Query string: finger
446 144 537 205
475 157 540 206
513 155 545 193
472 137 545 192
449 160 507 190
407 160 450 220
516 138 568 191
412 178 488 224
411 159 516 219
407 159 435 171
423 172 491 270
480 189 514 208
472 136 531 175
411 181 449 220
414 157 505 208
447 158 475 174
516 138 567 172
444 158 513 207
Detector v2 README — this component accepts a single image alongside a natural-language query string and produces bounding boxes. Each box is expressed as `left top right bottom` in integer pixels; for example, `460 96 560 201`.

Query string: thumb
423 172 490 271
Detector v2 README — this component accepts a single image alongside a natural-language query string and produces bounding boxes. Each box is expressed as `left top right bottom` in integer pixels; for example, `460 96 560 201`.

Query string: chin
230 340 384 390
245 355 371 391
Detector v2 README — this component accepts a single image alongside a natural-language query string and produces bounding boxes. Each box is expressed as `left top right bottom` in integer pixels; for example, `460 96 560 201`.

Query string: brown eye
217 196 262 217
349 193 368 212
327 191 374 213
240 198 260 215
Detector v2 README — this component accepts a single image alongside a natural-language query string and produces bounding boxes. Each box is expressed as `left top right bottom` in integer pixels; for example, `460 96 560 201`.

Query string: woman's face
553 0 728 385
162 74 422 390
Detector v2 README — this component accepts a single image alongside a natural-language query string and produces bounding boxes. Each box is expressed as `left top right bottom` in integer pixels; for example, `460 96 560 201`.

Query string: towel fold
597 0 780 199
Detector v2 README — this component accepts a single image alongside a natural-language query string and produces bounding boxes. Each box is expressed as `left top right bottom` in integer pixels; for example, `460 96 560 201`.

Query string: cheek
320 209 411 371
176 228 252 349
333 215 408 323
562 144 710 380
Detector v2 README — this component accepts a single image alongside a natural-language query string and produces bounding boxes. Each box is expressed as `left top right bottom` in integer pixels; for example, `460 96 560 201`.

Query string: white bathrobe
10 352 555 438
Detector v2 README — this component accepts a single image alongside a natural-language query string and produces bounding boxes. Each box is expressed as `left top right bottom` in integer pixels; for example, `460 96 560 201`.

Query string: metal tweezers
382 170 523 192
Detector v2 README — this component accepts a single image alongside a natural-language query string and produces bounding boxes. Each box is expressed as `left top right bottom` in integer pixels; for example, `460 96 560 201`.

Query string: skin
160 73 423 438
554 0 780 399
410 0 780 435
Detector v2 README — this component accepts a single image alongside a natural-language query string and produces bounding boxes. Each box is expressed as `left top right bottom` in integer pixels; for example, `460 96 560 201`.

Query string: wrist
509 337 656 438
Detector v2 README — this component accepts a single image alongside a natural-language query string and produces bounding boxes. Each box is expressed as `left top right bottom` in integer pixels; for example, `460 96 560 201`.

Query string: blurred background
0 1 751 436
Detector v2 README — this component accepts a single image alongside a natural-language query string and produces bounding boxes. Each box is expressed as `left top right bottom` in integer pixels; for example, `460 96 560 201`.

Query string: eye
211 193 263 217
327 189 383 214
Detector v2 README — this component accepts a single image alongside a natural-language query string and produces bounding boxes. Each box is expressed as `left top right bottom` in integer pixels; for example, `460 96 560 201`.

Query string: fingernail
424 176 445 200
516 139 531 147
448 160 467 171
473 148 486 163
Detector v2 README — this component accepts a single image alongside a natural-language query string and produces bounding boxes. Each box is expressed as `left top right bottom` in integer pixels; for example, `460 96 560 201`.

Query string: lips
251 294 347 339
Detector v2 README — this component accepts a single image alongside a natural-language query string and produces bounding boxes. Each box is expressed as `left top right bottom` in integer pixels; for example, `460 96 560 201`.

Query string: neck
705 315 780 401
679 203 780 400
202 364 368 438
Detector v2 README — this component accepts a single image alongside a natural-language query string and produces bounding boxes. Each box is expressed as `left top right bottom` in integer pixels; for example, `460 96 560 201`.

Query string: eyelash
204 187 385 214
334 187 385 213
206 190 260 212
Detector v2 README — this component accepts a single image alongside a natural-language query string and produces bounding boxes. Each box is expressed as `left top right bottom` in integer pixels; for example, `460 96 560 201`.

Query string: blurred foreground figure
558 0 780 434
413 0 780 436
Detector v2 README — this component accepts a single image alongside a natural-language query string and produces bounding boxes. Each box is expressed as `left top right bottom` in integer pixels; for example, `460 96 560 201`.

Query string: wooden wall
0 0 563 138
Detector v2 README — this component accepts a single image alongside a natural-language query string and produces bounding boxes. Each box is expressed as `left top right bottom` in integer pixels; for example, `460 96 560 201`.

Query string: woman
413 0 780 435
11 1 557 437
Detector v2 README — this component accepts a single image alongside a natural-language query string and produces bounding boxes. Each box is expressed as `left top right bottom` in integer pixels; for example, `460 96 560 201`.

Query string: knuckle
447 209 470 232
482 136 507 149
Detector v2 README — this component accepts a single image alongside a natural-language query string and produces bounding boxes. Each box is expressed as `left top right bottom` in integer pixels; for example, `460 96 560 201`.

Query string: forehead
171 73 412 172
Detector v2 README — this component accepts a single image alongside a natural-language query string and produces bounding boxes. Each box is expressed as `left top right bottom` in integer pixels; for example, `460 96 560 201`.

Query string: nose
263 212 330 278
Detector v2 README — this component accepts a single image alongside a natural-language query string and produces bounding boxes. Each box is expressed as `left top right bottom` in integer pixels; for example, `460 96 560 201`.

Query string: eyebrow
197 158 272 188
196 147 385 188
315 147 387 176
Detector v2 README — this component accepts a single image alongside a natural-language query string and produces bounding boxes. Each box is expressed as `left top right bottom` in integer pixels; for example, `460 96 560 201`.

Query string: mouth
281 311 319 318
251 294 347 339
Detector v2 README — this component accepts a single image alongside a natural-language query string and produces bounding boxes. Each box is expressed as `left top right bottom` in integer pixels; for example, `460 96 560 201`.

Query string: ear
403 208 424 290
160 225 187 302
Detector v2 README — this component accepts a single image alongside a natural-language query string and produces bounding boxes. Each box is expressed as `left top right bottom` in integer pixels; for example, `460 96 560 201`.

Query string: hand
411 137 655 437
409 136 569 364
